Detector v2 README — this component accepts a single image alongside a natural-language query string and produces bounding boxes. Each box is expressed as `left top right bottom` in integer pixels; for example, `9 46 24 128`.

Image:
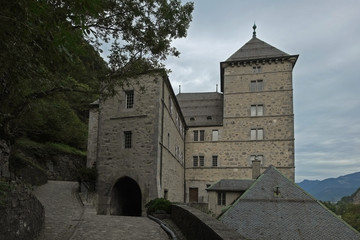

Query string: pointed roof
220 166 360 240
226 36 290 62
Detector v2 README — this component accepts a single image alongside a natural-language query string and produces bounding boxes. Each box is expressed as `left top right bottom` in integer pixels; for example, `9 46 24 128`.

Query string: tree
0 0 194 141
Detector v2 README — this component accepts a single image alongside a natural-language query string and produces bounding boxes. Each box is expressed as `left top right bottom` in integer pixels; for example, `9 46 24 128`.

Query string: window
207 116 212 120
250 80 263 92
217 192 226 206
194 131 198 141
190 117 195 121
253 66 261 73
200 130 205 141
125 90 134 109
251 128 264 140
193 156 198 167
212 130 218 141
212 156 218 167
124 131 132 148
251 104 264 116
199 156 204 166
250 155 264 165
194 130 205 141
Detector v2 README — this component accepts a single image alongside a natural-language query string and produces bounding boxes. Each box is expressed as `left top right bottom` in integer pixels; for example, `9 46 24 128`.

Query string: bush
78 166 97 183
145 198 172 215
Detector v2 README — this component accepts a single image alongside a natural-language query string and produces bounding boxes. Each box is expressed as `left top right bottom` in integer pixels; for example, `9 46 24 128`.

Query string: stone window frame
252 65 261 73
250 128 264 140
250 79 264 92
217 192 226 206
125 90 134 109
199 155 205 167
193 156 198 167
250 155 264 165
193 130 205 142
212 155 218 167
250 104 264 116
124 131 132 148
212 130 218 141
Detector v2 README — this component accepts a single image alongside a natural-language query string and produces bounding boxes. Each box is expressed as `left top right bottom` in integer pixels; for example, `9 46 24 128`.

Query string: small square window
124 131 132 148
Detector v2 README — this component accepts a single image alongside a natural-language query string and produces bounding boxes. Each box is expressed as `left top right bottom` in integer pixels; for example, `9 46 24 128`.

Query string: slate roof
207 179 255 192
220 166 360 240
226 36 290 62
176 92 223 127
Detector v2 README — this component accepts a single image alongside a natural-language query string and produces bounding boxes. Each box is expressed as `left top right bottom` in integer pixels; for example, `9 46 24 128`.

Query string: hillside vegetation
0 0 193 183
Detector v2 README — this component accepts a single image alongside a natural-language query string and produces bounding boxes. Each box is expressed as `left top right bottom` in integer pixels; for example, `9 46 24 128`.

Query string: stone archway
110 177 142 216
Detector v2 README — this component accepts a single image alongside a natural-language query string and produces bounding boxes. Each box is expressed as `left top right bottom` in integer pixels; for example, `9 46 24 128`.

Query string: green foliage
46 143 86 157
0 180 11 207
78 166 97 183
321 200 360 232
0 0 193 142
14 138 85 158
145 198 172 215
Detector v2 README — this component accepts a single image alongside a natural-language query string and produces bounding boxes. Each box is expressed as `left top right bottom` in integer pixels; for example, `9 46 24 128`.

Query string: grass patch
46 142 86 157
15 137 86 157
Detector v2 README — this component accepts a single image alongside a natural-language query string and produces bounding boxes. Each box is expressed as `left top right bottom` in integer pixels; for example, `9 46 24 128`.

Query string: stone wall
96 73 186 215
184 58 295 203
0 182 44 240
171 204 246 240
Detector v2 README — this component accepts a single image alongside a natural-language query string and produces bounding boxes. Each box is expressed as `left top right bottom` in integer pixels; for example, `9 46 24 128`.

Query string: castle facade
87 30 298 216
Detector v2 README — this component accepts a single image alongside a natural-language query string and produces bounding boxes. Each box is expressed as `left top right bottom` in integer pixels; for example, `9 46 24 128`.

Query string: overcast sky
163 0 360 182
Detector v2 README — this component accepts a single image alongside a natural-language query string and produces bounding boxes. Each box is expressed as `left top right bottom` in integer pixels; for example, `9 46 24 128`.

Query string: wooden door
189 188 198 203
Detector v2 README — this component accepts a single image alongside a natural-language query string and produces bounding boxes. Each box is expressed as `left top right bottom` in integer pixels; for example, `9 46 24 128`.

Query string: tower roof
225 36 290 62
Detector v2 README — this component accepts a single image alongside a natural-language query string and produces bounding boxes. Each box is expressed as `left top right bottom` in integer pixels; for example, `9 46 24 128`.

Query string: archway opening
110 177 142 216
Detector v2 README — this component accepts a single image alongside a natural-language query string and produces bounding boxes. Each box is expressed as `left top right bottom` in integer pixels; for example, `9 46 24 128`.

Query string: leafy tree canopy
0 0 194 141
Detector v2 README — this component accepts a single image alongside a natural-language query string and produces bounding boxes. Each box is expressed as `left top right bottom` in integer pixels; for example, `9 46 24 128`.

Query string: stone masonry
88 30 298 212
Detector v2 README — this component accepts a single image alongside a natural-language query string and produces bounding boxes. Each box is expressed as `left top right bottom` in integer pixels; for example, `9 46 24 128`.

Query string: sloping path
34 181 168 240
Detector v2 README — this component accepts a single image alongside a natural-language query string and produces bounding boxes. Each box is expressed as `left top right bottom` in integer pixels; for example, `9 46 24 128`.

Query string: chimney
179 85 181 94
216 84 218 92
252 160 261 179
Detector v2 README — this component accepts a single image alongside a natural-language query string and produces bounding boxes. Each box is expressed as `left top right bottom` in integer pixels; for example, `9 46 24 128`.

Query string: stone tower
178 26 298 203
91 73 186 216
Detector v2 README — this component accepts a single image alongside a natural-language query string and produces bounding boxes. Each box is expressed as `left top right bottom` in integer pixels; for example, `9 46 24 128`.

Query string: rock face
0 139 10 178
0 182 44 240
45 154 86 181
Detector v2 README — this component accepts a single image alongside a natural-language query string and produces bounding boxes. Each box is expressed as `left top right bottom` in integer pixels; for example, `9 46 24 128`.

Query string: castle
87 27 298 216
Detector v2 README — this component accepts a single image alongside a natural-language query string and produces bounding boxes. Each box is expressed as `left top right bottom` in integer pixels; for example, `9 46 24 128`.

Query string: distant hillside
297 172 360 202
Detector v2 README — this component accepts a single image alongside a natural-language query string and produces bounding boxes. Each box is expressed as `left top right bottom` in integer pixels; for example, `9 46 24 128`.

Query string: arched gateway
110 177 142 216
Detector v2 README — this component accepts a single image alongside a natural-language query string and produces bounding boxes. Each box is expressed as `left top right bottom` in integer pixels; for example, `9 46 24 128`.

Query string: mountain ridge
297 172 360 202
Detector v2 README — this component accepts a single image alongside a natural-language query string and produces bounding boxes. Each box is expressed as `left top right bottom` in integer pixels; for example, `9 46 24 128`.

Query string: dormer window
190 117 195 121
